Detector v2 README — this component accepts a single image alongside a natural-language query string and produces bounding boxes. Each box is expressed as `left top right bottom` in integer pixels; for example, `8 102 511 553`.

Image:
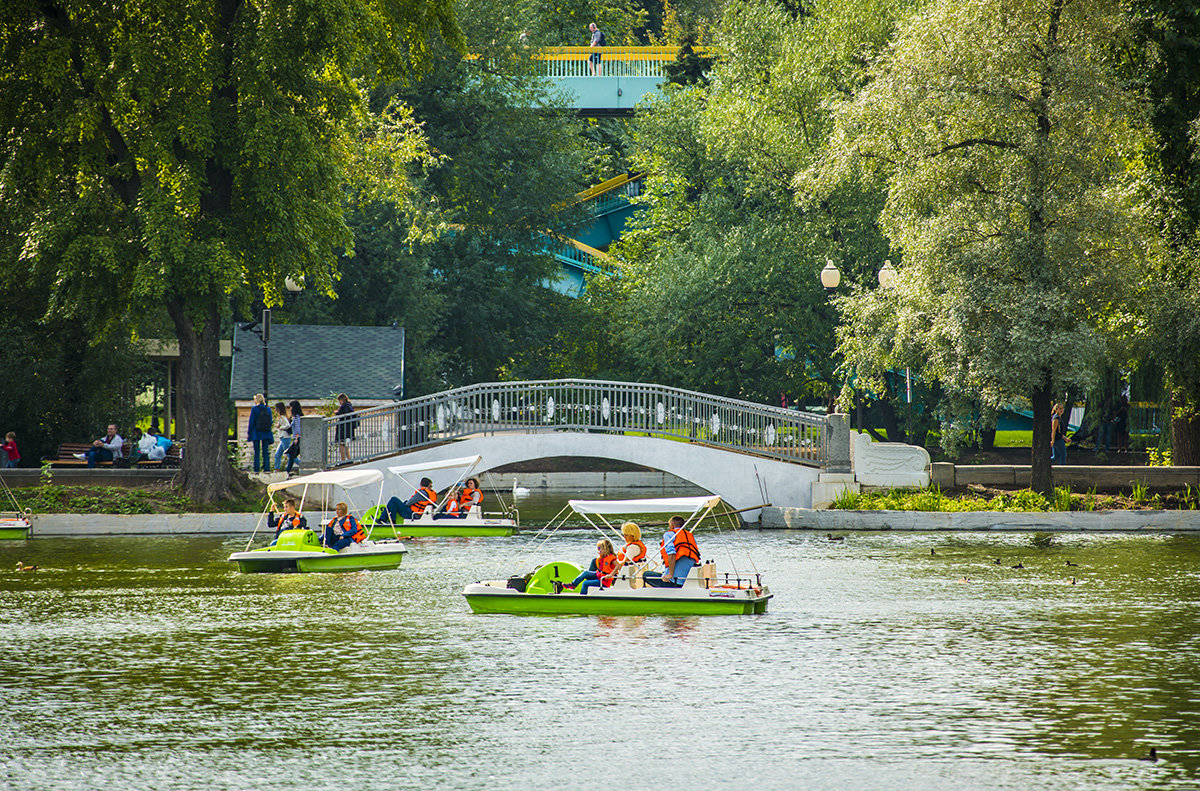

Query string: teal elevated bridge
542 172 644 296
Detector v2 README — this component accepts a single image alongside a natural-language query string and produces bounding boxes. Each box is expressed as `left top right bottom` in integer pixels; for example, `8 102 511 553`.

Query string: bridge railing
324 379 827 469
535 46 717 79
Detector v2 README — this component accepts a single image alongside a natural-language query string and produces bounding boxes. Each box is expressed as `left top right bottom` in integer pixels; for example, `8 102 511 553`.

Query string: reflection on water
1 510 1198 790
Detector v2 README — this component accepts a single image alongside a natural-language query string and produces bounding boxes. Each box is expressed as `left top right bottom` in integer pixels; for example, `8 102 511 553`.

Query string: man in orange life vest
268 498 307 543
385 477 438 523
645 515 700 587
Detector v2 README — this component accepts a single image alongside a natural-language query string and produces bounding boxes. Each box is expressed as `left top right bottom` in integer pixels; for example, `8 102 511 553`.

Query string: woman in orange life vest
645 515 699 587
384 476 438 523
458 477 482 516
323 501 365 550
564 538 619 595
268 498 307 542
616 522 647 566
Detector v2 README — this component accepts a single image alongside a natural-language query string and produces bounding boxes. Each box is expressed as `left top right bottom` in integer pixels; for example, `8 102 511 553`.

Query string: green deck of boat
464 591 769 616
0 527 30 540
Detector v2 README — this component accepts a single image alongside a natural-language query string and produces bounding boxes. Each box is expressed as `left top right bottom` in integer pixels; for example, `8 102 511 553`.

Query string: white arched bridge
298 379 840 513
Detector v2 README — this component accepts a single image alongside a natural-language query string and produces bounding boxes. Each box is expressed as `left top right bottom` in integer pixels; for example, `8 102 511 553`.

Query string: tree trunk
1030 376 1054 497
1170 387 1200 465
167 294 236 502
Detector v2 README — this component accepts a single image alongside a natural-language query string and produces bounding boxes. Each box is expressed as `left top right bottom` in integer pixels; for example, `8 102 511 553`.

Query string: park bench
51 440 182 468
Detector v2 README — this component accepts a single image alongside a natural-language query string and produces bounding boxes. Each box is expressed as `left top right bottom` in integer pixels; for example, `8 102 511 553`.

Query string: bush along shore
834 484 1200 512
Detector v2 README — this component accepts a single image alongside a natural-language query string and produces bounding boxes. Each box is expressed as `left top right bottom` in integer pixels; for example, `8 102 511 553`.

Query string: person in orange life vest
323 502 365 550
268 498 307 542
458 477 482 516
385 477 438 523
436 488 462 519
616 522 647 566
645 515 699 587
564 539 619 595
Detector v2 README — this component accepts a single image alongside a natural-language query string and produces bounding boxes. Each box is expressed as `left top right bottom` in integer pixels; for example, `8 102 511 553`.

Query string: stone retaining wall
931 463 1200 491
761 507 1200 531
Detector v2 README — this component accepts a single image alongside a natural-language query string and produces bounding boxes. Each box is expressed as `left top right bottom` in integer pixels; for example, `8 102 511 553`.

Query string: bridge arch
348 432 818 517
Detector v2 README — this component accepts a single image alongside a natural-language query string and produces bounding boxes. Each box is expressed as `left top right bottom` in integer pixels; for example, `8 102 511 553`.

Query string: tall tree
0 0 459 500
1130 0 1200 463
826 0 1144 494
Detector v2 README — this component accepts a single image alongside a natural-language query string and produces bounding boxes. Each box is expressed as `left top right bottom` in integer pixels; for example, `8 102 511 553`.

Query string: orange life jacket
660 526 700 564
327 514 365 542
276 511 304 531
619 540 647 563
596 552 619 587
445 499 460 514
414 486 437 510
459 485 481 510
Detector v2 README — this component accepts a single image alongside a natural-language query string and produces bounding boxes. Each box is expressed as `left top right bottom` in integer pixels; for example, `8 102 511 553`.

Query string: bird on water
1065 560 1079 567
15 561 37 571
1139 747 1158 762
1011 562 1024 569
826 533 845 542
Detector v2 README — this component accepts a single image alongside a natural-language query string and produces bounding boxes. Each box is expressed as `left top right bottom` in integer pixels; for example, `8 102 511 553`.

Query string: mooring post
298 414 329 471
825 413 851 474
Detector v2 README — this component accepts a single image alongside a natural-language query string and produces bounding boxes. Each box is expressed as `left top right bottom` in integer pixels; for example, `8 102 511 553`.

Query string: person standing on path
1050 402 1067 465
587 22 605 76
272 401 292 471
1 432 19 468
246 393 273 473
285 400 304 474
334 393 356 462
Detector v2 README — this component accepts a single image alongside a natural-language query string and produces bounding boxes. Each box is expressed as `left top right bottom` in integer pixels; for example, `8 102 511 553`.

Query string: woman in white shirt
272 401 293 472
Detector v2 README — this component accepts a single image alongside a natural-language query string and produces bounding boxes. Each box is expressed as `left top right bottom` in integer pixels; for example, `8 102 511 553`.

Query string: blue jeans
1 457 15 468
251 439 270 472
1051 438 1066 464
273 436 292 470
569 569 603 595
323 529 353 551
647 557 696 587
85 448 113 468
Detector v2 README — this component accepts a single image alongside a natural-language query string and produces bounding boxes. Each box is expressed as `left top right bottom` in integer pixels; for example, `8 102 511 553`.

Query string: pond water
2 493 1198 790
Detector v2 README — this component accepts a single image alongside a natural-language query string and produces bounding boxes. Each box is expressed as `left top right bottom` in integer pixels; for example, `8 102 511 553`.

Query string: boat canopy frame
246 469 388 550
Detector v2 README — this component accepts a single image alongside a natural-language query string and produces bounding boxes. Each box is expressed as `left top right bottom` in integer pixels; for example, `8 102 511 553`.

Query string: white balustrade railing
324 379 827 469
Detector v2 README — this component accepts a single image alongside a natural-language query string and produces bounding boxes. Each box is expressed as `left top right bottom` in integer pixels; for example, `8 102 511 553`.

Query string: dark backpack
255 407 272 433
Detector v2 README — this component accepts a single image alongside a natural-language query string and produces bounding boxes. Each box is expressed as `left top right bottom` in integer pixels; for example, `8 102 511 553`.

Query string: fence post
298 415 329 472
825 413 851 473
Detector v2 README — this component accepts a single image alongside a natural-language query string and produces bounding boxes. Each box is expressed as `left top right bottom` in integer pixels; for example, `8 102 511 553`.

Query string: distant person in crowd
272 401 292 471
587 22 605 76
1113 395 1130 452
1 431 19 468
127 427 149 465
1095 397 1115 453
616 521 647 567
268 498 306 541
76 424 123 468
323 502 364 550
247 393 273 473
645 515 700 587
146 427 171 461
285 401 303 474
564 538 618 595
458 477 483 516
334 393 356 462
385 476 438 523
1050 402 1067 465
140 426 169 462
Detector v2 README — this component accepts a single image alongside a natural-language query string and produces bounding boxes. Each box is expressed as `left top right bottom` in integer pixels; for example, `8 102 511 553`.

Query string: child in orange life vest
564 538 619 595
323 501 364 550
268 498 307 543
617 522 647 566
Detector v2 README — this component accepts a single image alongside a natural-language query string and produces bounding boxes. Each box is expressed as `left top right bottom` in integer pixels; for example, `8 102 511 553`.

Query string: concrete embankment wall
30 514 261 536
933 463 1200 491
761 507 1200 531
496 471 699 492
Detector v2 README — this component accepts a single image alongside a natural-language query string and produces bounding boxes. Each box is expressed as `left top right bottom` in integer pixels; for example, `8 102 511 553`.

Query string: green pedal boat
463 496 771 615
0 515 31 541
363 454 518 538
229 469 405 573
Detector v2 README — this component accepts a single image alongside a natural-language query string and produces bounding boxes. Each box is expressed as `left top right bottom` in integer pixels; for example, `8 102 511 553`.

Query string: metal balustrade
535 46 717 78
323 379 827 469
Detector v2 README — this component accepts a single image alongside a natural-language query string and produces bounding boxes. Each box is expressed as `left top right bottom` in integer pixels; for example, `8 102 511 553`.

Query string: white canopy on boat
267 469 384 493
568 495 722 515
387 455 482 478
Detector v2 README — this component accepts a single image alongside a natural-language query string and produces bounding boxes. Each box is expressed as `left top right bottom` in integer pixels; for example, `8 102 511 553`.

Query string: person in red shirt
1 432 19 468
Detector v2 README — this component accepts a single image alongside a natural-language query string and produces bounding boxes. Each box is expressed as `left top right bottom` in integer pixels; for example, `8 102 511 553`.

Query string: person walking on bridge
587 23 605 76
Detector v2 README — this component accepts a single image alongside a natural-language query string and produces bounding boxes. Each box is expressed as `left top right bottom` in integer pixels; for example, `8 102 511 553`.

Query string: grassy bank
9 483 265 515
833 484 1200 512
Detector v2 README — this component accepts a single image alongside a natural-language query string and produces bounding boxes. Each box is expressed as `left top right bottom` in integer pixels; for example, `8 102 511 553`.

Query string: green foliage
558 0 907 402
1052 486 1073 512
1129 479 1149 502
824 0 1147 491
0 0 460 500
1146 446 1173 466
